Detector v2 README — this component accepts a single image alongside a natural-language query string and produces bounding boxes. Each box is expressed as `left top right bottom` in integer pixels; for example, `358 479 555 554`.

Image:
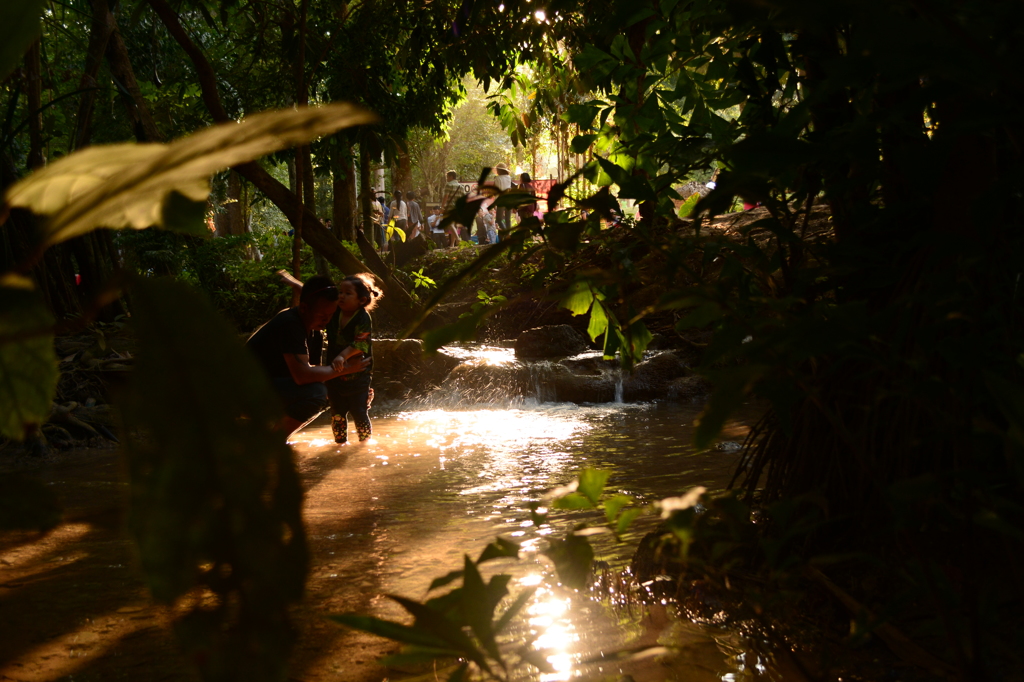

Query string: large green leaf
578 469 610 505
0 0 46 82
460 557 501 661
560 280 595 316
389 595 490 672
329 614 459 651
3 103 377 246
492 586 537 635
541 529 594 590
0 285 57 440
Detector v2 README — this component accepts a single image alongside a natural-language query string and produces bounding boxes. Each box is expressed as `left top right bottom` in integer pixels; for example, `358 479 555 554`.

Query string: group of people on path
368 190 426 253
365 163 541 252
245 272 383 444
438 164 539 248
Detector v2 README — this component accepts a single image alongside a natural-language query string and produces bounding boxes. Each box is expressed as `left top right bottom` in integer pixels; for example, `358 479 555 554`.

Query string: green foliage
0 101 376 678
3 104 376 247
0 282 57 440
116 227 304 332
0 0 46 81
409 268 436 291
121 277 306 682
331 539 544 681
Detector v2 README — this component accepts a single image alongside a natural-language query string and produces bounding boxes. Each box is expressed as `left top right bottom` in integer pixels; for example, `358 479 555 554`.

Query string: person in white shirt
493 162 513 232
427 206 445 248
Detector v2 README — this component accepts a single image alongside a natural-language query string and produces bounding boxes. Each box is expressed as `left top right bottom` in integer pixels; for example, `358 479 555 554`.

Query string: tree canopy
4 0 1024 679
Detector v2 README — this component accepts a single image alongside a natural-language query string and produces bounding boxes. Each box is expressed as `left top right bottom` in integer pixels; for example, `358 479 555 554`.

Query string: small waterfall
406 346 692 408
417 361 531 408
413 355 572 409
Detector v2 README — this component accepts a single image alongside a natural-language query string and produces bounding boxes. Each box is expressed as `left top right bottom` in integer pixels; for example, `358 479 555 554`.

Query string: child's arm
330 346 364 372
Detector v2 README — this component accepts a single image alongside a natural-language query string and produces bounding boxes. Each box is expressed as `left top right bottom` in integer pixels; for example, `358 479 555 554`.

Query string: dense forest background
3 0 1024 680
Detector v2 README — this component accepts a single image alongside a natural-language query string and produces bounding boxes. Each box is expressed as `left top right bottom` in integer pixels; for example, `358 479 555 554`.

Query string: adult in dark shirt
246 274 367 435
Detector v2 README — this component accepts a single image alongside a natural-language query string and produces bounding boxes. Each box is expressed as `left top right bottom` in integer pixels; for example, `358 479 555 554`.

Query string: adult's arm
284 354 370 385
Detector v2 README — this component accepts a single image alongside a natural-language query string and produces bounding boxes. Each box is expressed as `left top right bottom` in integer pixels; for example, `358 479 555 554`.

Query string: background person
440 170 466 247
387 190 408 252
427 206 445 247
493 162 512 231
517 172 538 225
406 190 423 240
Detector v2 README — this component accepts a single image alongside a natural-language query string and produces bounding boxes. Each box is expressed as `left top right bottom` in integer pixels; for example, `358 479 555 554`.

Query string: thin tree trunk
25 41 44 170
224 171 244 236
105 10 162 142
359 140 373 246
395 148 411 190
74 0 114 150
332 136 357 242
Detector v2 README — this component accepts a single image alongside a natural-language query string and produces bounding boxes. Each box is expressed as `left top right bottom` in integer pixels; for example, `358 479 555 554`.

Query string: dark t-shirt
326 308 373 384
246 307 322 380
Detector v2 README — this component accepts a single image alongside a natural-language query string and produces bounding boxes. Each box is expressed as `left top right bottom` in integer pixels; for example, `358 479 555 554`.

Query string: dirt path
0 442 406 682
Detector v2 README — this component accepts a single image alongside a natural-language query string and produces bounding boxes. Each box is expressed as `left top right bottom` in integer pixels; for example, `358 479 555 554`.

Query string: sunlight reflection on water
290 398 768 682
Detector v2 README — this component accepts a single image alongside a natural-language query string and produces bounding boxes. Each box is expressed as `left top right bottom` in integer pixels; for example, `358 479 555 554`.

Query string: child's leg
331 412 349 444
351 388 374 441
326 379 352 444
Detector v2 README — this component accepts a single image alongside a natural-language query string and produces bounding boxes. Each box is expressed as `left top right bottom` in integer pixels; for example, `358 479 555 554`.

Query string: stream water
287 346 784 682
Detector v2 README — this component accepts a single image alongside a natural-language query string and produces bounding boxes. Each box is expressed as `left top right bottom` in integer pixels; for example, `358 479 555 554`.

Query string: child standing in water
325 273 383 444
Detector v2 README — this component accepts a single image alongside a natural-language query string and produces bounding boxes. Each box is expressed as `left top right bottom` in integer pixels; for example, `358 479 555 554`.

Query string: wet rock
622 350 692 401
372 339 461 399
550 371 617 403
514 325 590 359
558 353 618 375
665 375 712 403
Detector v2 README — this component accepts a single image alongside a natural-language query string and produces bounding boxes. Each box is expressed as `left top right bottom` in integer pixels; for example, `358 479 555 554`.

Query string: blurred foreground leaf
542 529 595 589
120 277 306 682
3 103 377 247
0 285 57 440
0 0 46 82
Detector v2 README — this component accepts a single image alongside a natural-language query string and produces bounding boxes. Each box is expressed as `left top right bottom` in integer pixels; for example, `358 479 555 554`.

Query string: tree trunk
359 140 374 246
222 171 245 236
395 148 411 190
105 8 162 142
235 160 425 324
1 153 81 320
74 0 114 150
24 41 44 170
332 136 357 242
